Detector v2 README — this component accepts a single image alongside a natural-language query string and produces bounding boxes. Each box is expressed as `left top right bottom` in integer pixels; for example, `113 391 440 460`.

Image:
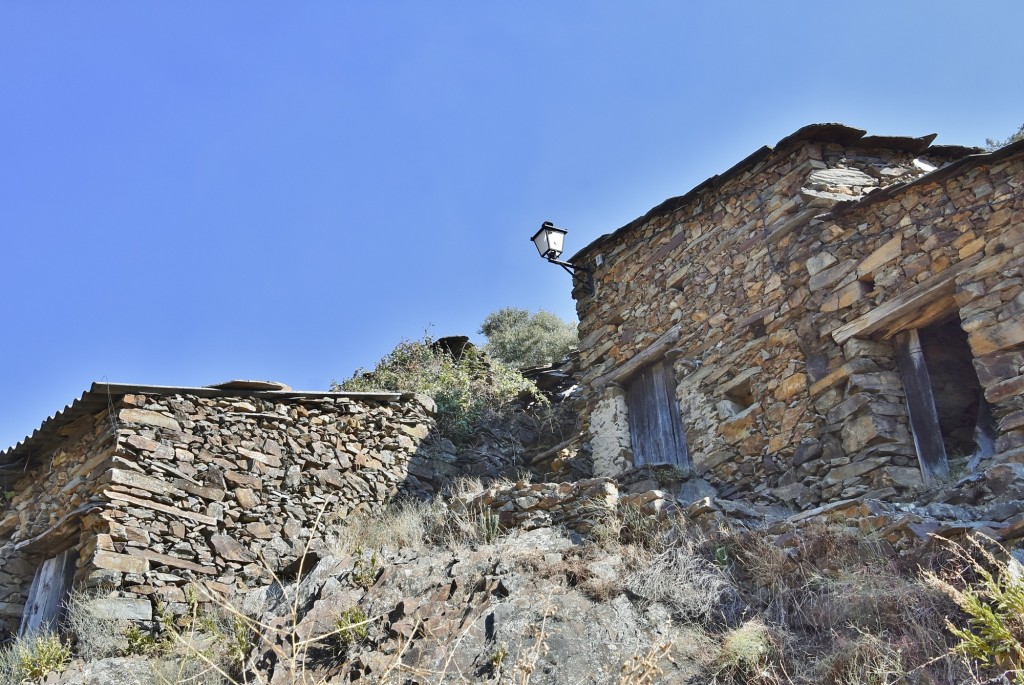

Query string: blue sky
2 2 1022 450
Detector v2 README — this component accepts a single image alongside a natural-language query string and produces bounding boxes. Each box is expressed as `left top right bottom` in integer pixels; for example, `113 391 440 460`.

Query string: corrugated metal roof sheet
0 382 406 467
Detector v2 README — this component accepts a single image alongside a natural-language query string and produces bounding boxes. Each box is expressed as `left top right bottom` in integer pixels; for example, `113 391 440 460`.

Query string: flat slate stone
85 598 153 621
809 167 877 187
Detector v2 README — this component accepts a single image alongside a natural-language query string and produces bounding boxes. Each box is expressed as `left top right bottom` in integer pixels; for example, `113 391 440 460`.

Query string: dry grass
56 494 1013 685
65 590 134 661
625 546 736 625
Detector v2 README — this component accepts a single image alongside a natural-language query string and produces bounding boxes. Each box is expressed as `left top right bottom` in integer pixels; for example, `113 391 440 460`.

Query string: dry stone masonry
569 123 1024 509
0 382 435 637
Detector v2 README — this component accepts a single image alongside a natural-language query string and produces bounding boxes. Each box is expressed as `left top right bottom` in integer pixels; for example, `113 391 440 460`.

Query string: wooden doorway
896 319 993 483
625 360 689 467
20 548 77 636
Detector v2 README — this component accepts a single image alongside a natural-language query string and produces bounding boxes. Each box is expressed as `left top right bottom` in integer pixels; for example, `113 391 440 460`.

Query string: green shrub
333 335 541 443
123 622 162 656
351 547 380 589
711 619 781 684
479 307 577 368
928 536 1024 680
335 607 370 650
0 632 72 682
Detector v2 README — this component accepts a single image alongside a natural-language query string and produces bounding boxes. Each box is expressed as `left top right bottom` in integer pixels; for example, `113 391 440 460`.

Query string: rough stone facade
569 124 1024 508
0 382 435 637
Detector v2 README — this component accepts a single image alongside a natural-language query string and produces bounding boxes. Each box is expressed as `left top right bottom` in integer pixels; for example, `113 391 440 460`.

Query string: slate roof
569 123 988 262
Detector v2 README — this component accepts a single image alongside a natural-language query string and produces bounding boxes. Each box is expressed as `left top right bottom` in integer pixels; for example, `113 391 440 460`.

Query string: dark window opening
624 360 689 468
723 378 755 410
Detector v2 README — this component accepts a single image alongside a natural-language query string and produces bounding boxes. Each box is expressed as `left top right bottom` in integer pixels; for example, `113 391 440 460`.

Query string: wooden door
20 548 77 636
625 360 689 467
895 330 950 482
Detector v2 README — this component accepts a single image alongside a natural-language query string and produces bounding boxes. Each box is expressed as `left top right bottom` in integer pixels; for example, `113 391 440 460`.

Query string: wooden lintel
831 253 982 344
592 325 682 389
528 436 582 465
13 502 106 553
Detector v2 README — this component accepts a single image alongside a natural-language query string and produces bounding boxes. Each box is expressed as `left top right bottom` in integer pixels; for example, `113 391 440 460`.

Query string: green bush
479 307 577 368
335 607 370 650
351 547 380 589
0 631 72 683
333 335 541 443
928 537 1024 681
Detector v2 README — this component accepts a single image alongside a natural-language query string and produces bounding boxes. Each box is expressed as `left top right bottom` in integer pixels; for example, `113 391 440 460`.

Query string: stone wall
798 151 1024 500
0 410 118 632
570 126 1024 508
0 388 434 636
457 477 672 535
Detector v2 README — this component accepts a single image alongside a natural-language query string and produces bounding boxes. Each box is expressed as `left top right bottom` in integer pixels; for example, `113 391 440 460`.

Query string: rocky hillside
6 346 1024 684
18 468 1024 685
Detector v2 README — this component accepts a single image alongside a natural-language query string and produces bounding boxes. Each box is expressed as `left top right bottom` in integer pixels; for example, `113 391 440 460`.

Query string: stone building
0 381 434 637
567 123 1024 508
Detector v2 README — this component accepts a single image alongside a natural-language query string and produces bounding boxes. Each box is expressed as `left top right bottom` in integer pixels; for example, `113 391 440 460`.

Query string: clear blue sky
2 2 1022 450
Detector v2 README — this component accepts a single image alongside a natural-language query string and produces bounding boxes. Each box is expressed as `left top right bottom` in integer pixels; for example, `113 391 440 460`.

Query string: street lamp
530 221 595 295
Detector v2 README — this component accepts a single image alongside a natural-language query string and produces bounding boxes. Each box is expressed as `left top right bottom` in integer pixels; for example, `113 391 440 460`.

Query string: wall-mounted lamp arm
547 257 595 295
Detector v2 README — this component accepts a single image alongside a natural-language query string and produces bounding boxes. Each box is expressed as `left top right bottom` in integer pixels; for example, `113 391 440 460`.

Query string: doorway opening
20 547 78 636
919 319 992 461
624 360 689 468
896 317 994 482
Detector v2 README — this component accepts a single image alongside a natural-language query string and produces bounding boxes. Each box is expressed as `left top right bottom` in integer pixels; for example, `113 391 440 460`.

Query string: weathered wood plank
592 325 682 389
832 253 982 344
14 502 105 553
20 549 77 636
896 330 949 483
626 361 689 467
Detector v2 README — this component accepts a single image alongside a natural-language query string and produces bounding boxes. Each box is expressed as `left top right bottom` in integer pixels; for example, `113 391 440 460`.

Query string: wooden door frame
20 547 78 636
895 329 950 483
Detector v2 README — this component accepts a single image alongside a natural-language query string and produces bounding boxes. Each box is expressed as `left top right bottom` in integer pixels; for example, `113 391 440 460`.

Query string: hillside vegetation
11 313 1024 684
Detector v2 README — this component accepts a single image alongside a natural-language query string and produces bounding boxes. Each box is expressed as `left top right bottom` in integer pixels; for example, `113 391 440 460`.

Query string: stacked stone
0 389 434 634
799 151 1024 500
0 411 117 633
457 467 1024 567
571 129 1024 509
457 477 682 535
459 478 619 533
576 140 939 498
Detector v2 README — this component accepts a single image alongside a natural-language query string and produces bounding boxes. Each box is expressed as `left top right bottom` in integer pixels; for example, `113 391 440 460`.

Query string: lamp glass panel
544 228 565 258
532 231 550 257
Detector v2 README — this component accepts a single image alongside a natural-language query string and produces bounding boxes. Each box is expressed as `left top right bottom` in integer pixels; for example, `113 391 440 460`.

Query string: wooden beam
592 324 682 389
832 253 982 344
14 502 105 553
896 330 949 483
528 436 581 465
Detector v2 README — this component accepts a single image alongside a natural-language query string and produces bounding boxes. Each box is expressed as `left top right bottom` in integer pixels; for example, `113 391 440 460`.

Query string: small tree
479 307 578 369
986 123 1024 150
